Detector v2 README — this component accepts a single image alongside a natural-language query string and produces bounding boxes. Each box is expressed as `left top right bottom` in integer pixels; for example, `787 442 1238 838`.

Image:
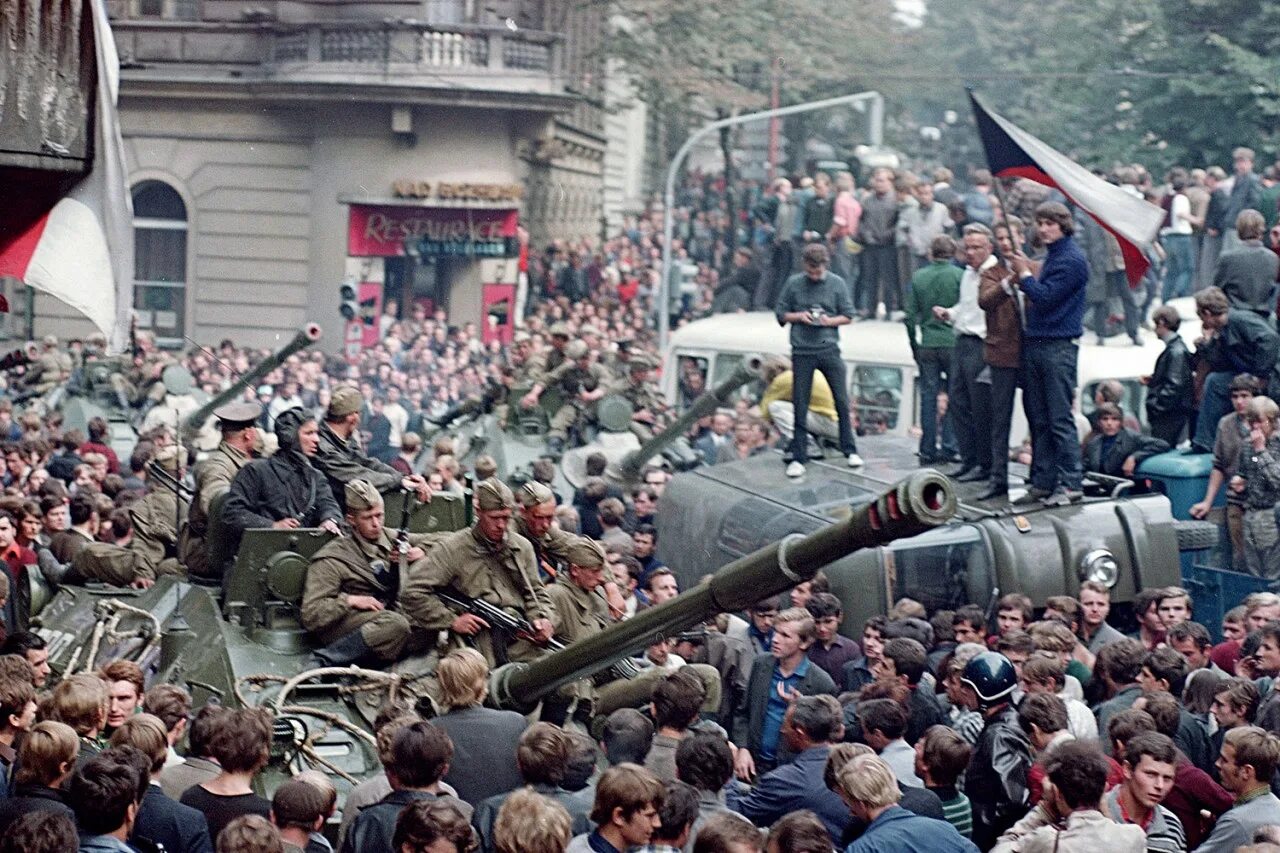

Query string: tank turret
181 323 322 447
561 355 763 488
489 469 956 710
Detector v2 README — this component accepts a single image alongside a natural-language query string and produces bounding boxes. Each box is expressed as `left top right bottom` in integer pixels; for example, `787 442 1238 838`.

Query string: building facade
20 0 622 349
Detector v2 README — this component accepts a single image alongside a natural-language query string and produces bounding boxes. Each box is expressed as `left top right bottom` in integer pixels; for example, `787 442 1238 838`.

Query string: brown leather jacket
978 260 1024 369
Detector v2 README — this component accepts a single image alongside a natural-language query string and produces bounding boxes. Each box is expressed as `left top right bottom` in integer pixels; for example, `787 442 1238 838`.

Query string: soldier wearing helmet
959 651 1031 848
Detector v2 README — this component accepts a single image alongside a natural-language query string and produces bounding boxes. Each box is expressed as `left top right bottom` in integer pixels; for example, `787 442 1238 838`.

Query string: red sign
343 281 383 363
348 204 518 258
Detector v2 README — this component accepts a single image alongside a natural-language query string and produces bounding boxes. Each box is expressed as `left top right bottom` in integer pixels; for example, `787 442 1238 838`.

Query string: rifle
435 588 640 684
396 489 414 571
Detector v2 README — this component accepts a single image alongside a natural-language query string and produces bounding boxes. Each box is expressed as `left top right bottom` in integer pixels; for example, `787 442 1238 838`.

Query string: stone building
18 0 627 349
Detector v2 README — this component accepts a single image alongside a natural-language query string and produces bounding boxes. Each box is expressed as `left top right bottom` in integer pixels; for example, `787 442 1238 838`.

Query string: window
852 365 903 433
131 0 199 19
889 526 994 614
675 355 708 411
1082 379 1146 430
132 181 187 346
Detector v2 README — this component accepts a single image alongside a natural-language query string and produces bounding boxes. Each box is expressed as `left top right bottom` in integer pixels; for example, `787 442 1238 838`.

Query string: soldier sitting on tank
540 538 614 726
399 478 554 669
181 401 261 580
520 321 572 393
612 353 669 441
71 445 187 589
522 338 611 457
222 408 342 553
314 386 431 512
300 480 447 669
15 335 72 401
515 481 626 617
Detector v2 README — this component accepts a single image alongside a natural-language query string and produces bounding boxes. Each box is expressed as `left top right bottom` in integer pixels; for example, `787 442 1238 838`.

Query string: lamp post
658 90 884 351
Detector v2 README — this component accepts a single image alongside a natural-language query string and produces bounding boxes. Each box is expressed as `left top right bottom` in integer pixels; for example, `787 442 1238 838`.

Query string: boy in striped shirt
916 724 973 838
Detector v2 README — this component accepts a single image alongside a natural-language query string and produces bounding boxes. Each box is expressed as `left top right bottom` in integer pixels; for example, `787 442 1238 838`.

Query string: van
661 309 1203 444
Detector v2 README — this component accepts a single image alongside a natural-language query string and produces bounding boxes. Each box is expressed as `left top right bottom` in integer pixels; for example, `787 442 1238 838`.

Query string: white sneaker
786 461 805 478
847 453 864 468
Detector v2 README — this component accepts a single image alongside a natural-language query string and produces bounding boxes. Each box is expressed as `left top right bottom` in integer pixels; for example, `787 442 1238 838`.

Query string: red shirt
79 441 120 475
1029 750 1124 805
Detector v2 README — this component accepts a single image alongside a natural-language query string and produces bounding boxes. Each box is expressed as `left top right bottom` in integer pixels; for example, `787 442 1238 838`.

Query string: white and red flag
969 91 1164 285
0 0 133 350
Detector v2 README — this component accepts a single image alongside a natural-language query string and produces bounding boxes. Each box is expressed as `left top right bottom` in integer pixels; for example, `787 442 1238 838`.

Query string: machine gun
434 588 640 684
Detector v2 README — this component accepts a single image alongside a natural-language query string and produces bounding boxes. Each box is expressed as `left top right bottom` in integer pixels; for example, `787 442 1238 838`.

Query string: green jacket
904 260 962 350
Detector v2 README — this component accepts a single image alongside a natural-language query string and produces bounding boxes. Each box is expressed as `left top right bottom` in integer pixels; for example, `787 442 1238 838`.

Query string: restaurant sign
348 204 518 258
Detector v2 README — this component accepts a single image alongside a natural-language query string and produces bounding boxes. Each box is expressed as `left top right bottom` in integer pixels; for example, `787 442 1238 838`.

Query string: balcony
111 19 568 103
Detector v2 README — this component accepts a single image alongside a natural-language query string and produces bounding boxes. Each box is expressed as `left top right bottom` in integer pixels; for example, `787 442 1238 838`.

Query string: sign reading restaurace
348 204 518 258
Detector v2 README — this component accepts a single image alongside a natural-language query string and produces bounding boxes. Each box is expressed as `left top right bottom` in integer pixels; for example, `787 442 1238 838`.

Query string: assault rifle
435 588 640 684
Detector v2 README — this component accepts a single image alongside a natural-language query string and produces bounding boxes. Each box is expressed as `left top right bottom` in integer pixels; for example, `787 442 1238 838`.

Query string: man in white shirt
859 698 924 787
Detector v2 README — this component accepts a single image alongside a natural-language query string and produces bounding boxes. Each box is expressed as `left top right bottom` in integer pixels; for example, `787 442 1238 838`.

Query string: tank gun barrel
490 469 956 710
180 324 321 442
617 354 763 482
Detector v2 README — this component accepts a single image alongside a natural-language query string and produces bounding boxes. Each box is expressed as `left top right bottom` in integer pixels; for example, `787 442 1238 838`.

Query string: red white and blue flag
969 91 1164 285
0 0 133 350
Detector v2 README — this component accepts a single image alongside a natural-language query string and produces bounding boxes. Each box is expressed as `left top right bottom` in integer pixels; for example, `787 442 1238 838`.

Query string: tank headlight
1080 549 1119 588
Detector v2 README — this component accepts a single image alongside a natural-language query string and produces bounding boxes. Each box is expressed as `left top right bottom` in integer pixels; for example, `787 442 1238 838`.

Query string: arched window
132 180 187 344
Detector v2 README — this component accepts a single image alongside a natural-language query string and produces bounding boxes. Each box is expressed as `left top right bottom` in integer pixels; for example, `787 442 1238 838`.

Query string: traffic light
339 283 358 321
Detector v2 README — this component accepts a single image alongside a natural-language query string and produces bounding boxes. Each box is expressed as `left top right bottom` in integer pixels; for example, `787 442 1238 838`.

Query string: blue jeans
1162 233 1194 301
916 347 956 459
1021 338 1082 492
789 348 857 463
1192 370 1233 452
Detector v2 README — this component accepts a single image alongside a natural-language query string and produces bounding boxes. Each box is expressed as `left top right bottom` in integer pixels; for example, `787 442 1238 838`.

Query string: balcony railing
111 19 564 87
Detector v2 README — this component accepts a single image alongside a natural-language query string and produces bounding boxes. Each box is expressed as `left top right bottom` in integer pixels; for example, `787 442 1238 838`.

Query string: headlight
1080 549 1119 588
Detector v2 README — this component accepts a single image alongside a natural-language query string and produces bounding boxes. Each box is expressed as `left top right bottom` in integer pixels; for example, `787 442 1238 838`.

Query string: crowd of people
4 138 1280 853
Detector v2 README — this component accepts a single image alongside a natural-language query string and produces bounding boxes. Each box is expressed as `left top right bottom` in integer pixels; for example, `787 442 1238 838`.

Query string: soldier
300 480 446 668
181 401 260 580
542 538 613 725
222 408 342 547
613 353 668 441
72 445 187 588
515 481 627 617
19 335 72 397
517 323 571 417
399 478 553 668
537 340 612 456
139 366 201 436
315 386 431 511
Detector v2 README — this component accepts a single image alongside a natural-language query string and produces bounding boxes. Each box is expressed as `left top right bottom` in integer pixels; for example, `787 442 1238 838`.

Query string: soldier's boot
306 631 373 671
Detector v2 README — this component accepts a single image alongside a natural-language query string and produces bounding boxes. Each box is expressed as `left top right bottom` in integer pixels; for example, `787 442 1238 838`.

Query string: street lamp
657 90 884 351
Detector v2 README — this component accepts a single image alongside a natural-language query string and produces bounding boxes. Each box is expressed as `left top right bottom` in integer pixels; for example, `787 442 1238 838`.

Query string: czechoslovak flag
0 0 133 351
969 91 1164 286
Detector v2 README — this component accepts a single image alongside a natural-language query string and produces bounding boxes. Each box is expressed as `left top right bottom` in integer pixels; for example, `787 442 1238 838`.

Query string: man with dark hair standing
727 695 848 843
69 751 143 853
1200 726 1280 852
1189 288 1278 453
1102 731 1186 851
1008 201 1089 507
805 593 860 684
879 636 946 744
1144 305 1194 447
774 242 861 478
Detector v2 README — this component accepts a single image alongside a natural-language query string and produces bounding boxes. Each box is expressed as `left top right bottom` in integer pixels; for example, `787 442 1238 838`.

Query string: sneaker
786 461 806 478
1011 487 1051 506
847 453 864 468
1042 487 1083 507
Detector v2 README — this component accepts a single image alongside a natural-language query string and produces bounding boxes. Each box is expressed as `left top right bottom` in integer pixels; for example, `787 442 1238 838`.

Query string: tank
560 355 764 488
489 469 956 710
181 323 323 449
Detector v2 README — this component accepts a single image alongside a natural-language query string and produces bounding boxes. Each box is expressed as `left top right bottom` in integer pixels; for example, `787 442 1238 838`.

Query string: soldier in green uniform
301 480 447 667
541 538 613 725
315 386 431 511
514 481 627 618
612 353 668 441
181 401 260 580
399 478 554 667
536 340 614 456
19 335 72 397
73 445 186 587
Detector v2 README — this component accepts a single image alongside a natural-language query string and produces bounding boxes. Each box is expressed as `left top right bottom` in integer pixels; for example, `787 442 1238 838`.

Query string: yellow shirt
759 370 837 422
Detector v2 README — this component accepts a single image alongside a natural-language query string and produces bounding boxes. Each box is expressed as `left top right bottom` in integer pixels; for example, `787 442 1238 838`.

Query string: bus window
889 526 993 614
1082 379 1146 431
852 365 903 433
712 354 766 409
677 356 709 411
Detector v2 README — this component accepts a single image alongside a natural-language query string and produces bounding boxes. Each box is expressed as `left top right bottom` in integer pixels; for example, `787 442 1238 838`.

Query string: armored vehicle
657 434 1214 636
23 471 953 803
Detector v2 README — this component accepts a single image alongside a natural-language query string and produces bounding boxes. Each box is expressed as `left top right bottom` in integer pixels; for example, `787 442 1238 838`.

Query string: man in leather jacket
959 651 1031 849
1145 306 1195 446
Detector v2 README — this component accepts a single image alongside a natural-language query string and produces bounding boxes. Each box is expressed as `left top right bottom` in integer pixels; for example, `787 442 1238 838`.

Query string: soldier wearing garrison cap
182 400 262 579
612 351 668 440
400 477 554 668
314 385 431 511
540 536 614 725
300 480 447 667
